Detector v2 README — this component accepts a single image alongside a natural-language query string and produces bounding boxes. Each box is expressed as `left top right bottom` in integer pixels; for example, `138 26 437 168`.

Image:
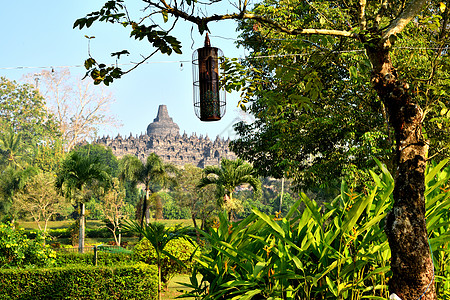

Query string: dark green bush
0 262 157 300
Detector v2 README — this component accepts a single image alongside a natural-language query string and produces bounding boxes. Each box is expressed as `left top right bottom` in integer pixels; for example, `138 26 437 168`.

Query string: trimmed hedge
0 263 157 300
55 251 136 267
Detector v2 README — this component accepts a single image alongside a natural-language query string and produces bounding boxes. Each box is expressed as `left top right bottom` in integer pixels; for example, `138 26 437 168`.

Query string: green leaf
326 276 338 296
349 66 358 79
425 159 449 185
162 10 168 22
300 192 322 225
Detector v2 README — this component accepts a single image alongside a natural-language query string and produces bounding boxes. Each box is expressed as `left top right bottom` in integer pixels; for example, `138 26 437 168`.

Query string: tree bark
366 42 436 300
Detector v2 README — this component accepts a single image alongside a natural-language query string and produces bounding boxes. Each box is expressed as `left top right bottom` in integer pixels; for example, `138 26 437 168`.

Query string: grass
162 274 197 300
18 220 104 230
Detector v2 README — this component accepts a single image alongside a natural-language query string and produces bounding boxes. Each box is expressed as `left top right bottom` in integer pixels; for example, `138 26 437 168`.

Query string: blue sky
0 1 251 140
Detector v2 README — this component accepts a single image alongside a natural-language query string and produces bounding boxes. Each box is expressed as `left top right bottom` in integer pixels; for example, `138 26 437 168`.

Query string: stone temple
95 105 236 168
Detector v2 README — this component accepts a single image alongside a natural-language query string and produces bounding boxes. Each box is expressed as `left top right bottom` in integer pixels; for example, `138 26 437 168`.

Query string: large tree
28 69 120 152
75 0 447 298
0 77 63 173
0 77 59 146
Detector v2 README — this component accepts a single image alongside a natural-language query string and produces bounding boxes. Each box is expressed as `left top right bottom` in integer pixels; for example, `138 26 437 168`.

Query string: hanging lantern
192 33 226 121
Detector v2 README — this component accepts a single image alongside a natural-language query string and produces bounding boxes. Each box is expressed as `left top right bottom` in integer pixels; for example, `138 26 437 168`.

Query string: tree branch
359 0 367 30
154 0 356 38
381 0 427 46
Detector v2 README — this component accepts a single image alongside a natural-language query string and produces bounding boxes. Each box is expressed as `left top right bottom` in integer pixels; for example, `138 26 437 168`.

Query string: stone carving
96 104 236 168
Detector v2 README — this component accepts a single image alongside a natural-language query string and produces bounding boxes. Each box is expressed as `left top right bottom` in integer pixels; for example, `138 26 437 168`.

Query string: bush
0 223 55 268
0 262 157 300
134 237 196 283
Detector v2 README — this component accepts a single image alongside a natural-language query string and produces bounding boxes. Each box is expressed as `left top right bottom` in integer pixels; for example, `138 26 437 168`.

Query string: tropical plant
0 128 33 171
197 158 261 220
123 220 192 300
182 159 450 299
55 151 110 252
0 167 39 218
119 153 177 224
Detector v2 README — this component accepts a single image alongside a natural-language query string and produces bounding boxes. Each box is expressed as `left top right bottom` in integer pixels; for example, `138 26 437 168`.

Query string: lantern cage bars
192 34 226 121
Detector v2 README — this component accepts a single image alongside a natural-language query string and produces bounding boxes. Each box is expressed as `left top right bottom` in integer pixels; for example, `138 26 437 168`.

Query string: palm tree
119 153 177 225
197 158 261 220
56 151 110 253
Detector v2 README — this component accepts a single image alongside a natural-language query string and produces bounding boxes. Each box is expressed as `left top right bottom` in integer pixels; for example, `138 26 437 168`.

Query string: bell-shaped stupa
146 105 180 137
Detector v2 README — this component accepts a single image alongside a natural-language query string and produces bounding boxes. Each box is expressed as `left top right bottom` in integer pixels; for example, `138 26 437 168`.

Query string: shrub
0 262 157 299
0 223 55 268
134 235 196 283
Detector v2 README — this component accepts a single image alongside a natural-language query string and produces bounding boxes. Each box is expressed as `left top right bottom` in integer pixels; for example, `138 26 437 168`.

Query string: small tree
101 177 127 246
12 172 69 237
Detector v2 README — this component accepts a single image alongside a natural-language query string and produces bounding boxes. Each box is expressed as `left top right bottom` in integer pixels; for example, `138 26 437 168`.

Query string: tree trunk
155 194 164 220
144 190 150 225
157 257 162 300
139 194 147 241
366 43 436 300
78 202 85 254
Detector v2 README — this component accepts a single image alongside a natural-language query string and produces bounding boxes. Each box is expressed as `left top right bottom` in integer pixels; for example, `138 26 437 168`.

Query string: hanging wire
0 44 445 72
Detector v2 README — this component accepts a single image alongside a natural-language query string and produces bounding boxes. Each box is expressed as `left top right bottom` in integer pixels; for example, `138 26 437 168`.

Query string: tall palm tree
197 158 261 220
56 151 110 253
119 153 177 225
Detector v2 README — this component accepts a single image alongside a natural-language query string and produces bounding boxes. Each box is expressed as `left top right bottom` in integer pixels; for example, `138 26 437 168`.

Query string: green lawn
162 274 198 300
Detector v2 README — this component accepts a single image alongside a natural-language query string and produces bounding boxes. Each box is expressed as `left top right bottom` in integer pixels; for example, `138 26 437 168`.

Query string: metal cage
192 34 226 121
